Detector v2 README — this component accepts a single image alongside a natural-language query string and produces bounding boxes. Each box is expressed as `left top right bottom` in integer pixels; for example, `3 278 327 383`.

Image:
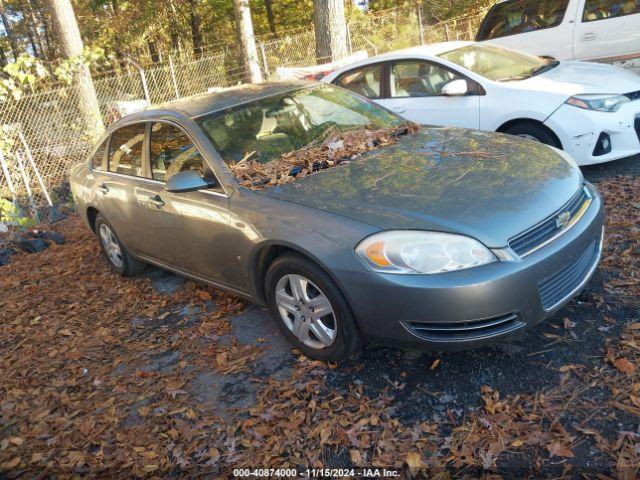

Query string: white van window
583 0 640 21
477 0 570 41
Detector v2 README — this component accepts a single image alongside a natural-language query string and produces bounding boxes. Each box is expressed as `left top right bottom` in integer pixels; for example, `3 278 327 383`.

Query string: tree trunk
169 1 181 54
41 12 55 59
27 0 46 58
313 0 348 63
0 0 20 60
264 0 276 36
26 28 39 57
0 44 7 67
45 0 104 136
147 40 159 63
233 0 262 83
189 0 203 58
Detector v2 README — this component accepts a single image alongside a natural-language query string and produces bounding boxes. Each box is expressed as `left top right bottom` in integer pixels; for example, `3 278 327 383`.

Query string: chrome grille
404 313 524 342
509 187 591 257
538 238 600 311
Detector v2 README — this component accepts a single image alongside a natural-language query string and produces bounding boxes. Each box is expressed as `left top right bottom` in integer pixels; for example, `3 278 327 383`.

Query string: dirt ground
0 155 639 479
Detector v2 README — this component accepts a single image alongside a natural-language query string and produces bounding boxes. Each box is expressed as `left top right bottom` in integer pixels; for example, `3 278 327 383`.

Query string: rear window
583 0 640 22
335 64 383 99
477 0 570 41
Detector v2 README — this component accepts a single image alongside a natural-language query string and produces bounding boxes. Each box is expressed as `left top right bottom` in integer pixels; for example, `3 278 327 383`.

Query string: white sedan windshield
438 44 558 82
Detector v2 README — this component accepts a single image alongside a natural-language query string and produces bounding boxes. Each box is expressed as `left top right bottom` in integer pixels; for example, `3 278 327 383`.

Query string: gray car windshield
438 44 559 82
196 84 405 165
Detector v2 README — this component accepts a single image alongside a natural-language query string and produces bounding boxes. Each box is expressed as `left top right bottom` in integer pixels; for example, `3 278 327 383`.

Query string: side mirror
441 79 469 97
165 169 218 193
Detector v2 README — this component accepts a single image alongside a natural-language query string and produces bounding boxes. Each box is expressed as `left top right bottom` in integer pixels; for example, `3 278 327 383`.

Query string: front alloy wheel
265 253 363 362
275 274 337 349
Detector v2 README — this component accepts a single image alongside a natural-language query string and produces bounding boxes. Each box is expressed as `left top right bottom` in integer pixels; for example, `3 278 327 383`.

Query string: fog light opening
593 132 611 156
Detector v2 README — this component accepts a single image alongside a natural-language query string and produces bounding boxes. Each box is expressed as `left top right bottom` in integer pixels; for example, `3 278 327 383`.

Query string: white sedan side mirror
441 79 469 97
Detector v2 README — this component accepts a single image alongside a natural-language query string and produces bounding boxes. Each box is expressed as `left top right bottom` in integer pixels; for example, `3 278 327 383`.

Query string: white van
476 0 640 63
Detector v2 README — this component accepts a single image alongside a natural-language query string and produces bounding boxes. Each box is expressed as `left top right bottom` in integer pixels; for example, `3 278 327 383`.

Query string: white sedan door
376 60 481 129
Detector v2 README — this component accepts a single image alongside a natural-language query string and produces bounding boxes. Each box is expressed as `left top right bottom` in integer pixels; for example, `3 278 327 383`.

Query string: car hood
514 61 640 96
263 128 582 248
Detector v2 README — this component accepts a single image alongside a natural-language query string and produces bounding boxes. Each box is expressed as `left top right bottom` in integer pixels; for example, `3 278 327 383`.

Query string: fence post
138 67 151 105
445 23 450 41
15 151 38 220
417 5 425 45
346 24 353 56
0 150 16 200
169 55 181 99
259 42 270 78
18 131 52 207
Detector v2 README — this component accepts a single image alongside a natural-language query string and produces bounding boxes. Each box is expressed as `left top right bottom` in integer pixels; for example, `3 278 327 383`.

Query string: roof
369 41 473 60
154 81 311 118
322 42 474 78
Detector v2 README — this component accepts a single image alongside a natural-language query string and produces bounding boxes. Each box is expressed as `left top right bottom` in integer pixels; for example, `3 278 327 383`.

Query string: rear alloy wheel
95 214 146 277
266 254 362 362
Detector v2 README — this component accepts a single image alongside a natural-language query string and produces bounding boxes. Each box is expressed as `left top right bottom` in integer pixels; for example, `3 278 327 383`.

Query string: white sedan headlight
566 94 630 112
355 231 496 275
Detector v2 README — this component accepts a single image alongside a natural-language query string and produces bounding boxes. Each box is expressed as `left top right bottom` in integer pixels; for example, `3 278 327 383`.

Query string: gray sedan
70 82 604 362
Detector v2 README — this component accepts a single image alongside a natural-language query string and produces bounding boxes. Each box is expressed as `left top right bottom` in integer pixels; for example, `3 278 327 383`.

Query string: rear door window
149 122 206 182
477 0 570 40
390 61 463 97
583 0 640 21
335 64 383 99
108 123 146 177
91 139 107 171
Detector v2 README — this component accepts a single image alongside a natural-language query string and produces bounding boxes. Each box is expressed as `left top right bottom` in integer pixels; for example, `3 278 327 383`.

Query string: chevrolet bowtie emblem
556 211 571 229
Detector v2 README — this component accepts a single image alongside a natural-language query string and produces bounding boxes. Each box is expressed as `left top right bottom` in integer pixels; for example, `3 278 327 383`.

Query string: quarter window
390 61 463 97
335 64 382 99
150 122 206 182
91 140 107 171
477 0 570 40
583 0 640 22
108 123 146 177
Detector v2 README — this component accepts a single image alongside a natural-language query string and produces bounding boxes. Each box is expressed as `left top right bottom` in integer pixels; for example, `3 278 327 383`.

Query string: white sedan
322 42 640 165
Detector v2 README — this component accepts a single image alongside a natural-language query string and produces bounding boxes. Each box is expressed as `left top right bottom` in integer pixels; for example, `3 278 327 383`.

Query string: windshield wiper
530 60 560 77
497 60 560 82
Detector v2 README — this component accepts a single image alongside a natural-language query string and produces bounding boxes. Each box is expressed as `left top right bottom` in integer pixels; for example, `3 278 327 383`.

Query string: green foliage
0 198 35 232
53 46 109 85
0 54 48 101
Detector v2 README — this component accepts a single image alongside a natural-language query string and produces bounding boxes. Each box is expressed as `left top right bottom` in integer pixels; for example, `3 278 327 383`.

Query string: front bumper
545 102 640 166
334 185 605 351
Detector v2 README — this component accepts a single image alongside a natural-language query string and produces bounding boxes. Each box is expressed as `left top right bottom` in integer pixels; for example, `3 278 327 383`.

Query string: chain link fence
0 3 638 218
0 50 251 216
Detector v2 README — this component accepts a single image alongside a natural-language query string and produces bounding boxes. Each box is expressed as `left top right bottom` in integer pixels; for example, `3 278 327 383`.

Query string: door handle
581 32 597 41
391 106 407 113
97 184 109 195
148 195 165 208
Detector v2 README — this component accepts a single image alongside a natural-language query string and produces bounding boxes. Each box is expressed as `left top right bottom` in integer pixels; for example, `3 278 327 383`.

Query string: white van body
477 0 640 66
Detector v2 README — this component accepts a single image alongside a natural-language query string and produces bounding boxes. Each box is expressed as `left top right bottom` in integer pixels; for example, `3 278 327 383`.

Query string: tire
95 213 146 277
503 122 561 148
265 253 363 363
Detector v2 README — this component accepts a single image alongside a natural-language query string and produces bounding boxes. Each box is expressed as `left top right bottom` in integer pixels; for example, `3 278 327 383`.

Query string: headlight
566 94 629 112
355 231 497 275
